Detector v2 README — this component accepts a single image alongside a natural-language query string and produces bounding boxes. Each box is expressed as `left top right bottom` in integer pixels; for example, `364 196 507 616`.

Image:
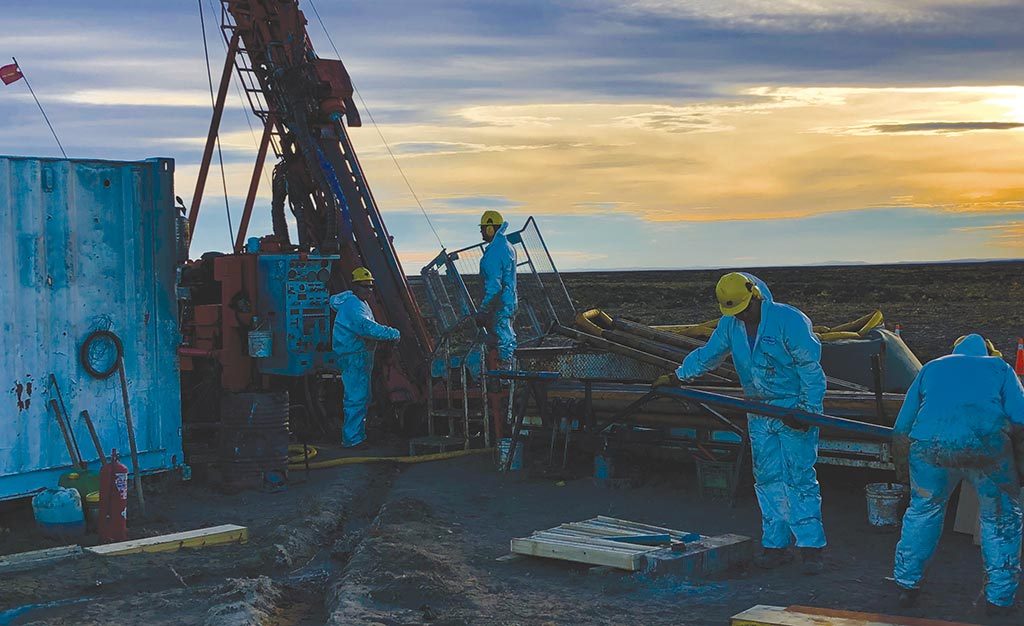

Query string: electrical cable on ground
286 445 491 470
307 0 445 249
198 0 235 248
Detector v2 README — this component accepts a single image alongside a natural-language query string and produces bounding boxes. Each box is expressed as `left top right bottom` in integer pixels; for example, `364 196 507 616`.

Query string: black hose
80 330 123 380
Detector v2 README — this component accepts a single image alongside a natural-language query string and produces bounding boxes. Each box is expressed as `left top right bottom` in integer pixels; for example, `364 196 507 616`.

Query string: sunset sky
3 1 1024 270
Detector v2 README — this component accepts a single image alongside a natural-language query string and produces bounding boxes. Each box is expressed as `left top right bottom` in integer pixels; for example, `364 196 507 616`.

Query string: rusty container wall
0 155 183 500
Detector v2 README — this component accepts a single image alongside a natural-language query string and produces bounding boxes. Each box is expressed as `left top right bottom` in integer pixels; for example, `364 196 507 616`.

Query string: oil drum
219 391 289 490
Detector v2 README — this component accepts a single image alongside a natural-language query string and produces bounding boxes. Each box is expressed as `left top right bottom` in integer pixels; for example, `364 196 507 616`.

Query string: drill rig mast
185 0 432 408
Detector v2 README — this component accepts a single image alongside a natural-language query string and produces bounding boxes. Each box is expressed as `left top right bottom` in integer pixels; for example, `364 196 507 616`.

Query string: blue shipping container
0 155 183 500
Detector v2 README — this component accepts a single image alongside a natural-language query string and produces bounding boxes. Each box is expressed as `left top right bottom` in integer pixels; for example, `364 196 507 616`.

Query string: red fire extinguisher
99 448 129 543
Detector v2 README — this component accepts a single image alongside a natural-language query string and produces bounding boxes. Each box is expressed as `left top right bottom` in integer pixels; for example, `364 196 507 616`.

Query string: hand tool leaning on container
654 271 828 574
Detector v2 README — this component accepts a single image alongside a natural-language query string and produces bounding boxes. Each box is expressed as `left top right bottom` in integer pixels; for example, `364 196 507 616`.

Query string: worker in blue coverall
656 272 828 574
892 333 1024 616
330 267 401 449
474 210 518 367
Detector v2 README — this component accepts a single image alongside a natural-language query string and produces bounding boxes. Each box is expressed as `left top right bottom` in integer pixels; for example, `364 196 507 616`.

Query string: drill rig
179 0 434 457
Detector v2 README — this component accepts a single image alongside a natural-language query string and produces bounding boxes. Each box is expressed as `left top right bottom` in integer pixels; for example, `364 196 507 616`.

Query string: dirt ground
562 261 1024 364
3 450 1017 625
4 261 1024 625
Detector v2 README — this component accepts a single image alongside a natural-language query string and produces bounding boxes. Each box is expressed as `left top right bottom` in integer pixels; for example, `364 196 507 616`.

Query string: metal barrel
219 391 290 490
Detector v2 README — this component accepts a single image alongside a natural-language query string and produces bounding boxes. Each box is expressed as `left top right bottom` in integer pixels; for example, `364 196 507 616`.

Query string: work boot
800 547 824 575
754 548 793 569
985 601 1015 617
896 585 920 608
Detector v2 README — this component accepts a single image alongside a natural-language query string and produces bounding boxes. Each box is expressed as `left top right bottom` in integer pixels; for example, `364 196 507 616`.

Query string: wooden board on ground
0 545 83 574
510 516 751 575
732 605 980 626
85 524 248 556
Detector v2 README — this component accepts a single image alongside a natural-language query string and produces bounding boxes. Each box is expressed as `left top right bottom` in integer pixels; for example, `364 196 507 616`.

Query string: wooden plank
606 534 672 545
0 545 83 574
85 524 248 556
532 530 652 553
546 527 670 546
594 516 693 538
732 605 980 626
495 553 523 563
791 606 979 626
511 537 640 570
559 522 643 537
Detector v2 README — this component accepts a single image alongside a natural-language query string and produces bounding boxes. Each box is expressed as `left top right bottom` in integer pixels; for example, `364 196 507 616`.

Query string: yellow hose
287 444 319 464
287 447 491 470
656 310 883 343
576 309 613 336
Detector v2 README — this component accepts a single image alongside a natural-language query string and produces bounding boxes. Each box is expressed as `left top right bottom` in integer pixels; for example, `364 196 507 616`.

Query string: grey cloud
872 121 1024 134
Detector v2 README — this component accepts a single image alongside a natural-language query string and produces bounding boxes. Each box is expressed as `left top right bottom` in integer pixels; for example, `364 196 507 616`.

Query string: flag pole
12 56 67 159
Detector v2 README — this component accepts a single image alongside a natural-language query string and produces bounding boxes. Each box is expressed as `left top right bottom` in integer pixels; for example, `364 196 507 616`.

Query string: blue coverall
479 221 518 362
330 291 400 447
893 333 1024 607
675 274 828 549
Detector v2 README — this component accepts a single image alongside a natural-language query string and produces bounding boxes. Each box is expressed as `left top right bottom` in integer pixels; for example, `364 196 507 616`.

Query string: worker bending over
658 272 828 573
892 334 1024 616
475 210 518 368
330 267 401 449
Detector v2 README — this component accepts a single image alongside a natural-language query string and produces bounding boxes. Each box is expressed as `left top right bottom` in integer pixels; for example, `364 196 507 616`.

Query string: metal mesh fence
516 347 663 381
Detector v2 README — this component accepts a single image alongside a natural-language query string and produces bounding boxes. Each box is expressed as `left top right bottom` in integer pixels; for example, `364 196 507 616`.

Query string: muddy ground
3 261 1024 625
2 449 1016 625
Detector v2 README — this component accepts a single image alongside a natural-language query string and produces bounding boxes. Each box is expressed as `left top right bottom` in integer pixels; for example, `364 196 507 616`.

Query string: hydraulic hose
286 446 490 470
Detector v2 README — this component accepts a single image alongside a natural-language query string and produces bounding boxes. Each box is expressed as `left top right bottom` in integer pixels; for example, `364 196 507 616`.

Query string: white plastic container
32 487 85 537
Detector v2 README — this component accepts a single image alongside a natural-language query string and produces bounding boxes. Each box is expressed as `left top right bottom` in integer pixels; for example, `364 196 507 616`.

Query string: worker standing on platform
330 267 401 449
475 211 518 368
657 272 828 574
891 333 1024 616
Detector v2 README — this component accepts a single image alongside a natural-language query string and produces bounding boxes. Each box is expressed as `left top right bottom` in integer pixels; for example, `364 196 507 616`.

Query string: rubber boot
800 547 824 575
754 548 793 569
985 601 1015 617
897 586 920 608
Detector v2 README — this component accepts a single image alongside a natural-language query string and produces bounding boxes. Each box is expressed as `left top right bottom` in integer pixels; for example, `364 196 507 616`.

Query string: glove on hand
652 374 680 388
892 435 911 485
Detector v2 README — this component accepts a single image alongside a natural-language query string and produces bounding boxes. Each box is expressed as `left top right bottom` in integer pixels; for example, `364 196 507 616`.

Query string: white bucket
248 329 273 358
866 482 908 529
497 437 523 471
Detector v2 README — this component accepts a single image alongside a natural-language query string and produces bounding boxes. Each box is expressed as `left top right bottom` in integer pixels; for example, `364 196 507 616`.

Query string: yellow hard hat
351 267 374 284
716 272 762 316
480 210 504 227
953 334 1002 357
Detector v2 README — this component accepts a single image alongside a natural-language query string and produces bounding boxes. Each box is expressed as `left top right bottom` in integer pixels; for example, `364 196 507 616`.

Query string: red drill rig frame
184 0 434 412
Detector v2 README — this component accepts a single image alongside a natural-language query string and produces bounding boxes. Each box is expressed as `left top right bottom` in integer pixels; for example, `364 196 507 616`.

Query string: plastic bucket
247 330 273 358
497 437 523 472
865 482 908 529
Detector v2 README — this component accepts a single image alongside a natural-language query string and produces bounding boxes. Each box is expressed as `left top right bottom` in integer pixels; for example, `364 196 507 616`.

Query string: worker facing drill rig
475 210 518 369
892 333 1024 616
656 272 828 574
330 267 401 449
